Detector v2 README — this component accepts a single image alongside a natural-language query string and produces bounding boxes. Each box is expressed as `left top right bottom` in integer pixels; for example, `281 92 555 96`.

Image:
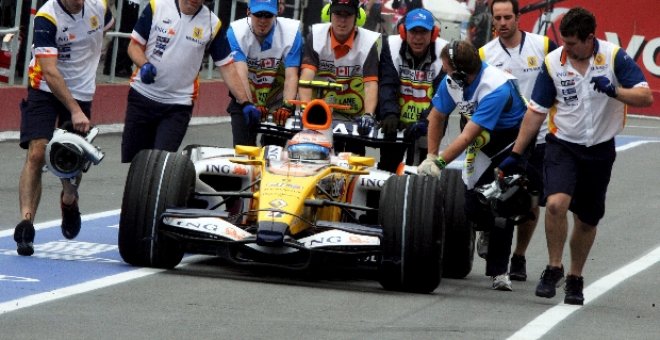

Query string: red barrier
0 81 231 131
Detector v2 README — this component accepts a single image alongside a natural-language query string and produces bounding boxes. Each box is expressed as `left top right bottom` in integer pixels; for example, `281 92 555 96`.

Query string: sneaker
564 275 585 305
492 273 513 291
535 265 565 298
477 231 490 259
14 220 35 256
509 254 527 281
61 192 81 239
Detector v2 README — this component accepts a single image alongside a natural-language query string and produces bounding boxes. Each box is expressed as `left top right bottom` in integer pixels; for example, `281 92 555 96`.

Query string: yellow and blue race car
117 83 475 293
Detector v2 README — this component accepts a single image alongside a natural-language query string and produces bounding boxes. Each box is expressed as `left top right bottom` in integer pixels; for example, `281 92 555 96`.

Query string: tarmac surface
1 116 659 339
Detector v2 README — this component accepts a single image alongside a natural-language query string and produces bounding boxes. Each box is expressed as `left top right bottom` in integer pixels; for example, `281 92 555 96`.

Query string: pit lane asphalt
1 116 659 339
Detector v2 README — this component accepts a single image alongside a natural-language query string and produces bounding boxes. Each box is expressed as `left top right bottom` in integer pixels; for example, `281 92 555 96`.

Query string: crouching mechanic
14 0 114 256
121 0 255 163
377 8 448 172
417 40 526 291
299 0 381 155
227 0 303 147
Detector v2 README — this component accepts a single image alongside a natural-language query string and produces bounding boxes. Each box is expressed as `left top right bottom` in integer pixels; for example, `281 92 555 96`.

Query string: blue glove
497 152 526 176
140 62 157 84
355 113 375 136
404 119 428 141
590 76 617 98
241 102 261 128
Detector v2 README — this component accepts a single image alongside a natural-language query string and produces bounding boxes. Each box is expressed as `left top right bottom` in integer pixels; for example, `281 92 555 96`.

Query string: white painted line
507 245 660 340
616 140 660 152
0 254 209 315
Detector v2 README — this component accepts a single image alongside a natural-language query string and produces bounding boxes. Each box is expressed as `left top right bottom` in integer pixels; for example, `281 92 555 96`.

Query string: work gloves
590 76 617 98
273 103 294 126
497 152 526 176
355 113 375 136
140 62 157 84
241 102 261 128
380 114 400 139
417 154 444 177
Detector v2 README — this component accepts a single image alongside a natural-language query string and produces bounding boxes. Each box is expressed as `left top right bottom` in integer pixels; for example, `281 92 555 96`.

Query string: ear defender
321 3 365 27
398 23 440 41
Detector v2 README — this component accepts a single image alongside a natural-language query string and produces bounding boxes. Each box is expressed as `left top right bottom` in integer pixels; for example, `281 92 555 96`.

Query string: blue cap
249 0 278 15
405 8 435 31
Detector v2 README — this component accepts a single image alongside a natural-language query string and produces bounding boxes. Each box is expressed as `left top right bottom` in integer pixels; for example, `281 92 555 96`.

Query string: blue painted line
0 213 127 303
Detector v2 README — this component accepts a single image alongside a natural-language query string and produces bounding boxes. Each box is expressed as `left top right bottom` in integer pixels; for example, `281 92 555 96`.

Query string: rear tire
439 168 475 279
118 149 195 268
378 175 444 293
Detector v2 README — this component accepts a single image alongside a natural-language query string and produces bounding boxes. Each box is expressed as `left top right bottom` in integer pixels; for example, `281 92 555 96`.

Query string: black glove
497 152 526 176
404 119 428 142
355 113 375 136
380 114 400 139
590 76 617 98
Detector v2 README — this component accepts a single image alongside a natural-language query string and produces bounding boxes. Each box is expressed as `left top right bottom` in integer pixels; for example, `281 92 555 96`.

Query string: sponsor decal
299 230 380 248
163 216 251 241
594 53 606 66
192 26 203 40
527 56 538 68
269 199 287 209
560 79 575 86
561 87 577 95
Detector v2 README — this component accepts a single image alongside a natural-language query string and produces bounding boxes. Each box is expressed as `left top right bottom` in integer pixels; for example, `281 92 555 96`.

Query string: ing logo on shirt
527 56 538 68
193 27 203 40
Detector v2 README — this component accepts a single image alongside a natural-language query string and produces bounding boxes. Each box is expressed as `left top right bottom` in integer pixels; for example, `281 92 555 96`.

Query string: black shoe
509 254 527 281
14 220 35 256
61 192 81 239
564 275 585 305
535 265 565 298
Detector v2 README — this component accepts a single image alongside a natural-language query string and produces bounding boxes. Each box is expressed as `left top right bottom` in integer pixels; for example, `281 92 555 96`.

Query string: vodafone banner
517 0 660 116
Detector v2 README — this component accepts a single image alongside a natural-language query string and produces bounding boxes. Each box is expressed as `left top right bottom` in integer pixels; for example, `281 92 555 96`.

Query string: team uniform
377 34 447 172
479 31 557 203
432 61 526 277
20 0 114 148
529 38 648 225
121 0 233 162
226 16 303 146
301 23 381 155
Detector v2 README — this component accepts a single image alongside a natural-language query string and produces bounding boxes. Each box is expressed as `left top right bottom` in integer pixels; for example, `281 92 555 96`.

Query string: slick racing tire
118 149 195 269
378 175 444 293
439 168 475 279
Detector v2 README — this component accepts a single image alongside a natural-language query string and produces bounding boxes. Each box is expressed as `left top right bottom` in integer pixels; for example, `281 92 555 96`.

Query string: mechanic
120 0 256 163
476 0 558 281
377 8 448 173
13 0 114 256
299 0 381 156
417 40 526 291
499 7 653 305
226 0 303 147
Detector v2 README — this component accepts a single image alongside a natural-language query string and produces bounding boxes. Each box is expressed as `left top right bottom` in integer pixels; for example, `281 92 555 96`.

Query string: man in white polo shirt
120 0 256 163
14 0 114 256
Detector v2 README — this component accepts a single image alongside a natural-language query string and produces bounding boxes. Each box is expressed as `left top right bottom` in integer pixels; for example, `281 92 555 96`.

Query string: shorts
19 87 92 149
121 88 192 163
543 134 616 226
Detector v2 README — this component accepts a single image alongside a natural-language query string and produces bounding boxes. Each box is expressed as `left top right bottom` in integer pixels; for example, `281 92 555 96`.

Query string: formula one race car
118 82 474 293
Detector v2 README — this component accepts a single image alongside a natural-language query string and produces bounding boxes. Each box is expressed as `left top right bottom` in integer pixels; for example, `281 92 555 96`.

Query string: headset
397 10 440 41
320 2 366 27
448 40 468 88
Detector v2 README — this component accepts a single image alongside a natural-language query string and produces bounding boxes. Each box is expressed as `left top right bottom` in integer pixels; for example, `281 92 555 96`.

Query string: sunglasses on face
252 11 274 18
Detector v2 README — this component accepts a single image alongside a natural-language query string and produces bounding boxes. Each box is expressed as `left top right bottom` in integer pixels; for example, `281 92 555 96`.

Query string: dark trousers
121 88 192 163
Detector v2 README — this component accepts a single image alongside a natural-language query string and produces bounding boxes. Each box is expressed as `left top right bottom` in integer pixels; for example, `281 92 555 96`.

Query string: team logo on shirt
90 16 99 30
527 56 538 68
193 27 203 40
594 53 605 66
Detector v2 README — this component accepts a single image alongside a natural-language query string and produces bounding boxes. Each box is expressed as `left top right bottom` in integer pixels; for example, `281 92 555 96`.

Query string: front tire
378 175 444 293
439 168 475 279
118 149 195 268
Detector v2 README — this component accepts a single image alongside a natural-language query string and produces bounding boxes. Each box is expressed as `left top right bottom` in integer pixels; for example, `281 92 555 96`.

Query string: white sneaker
492 274 513 291
477 231 490 259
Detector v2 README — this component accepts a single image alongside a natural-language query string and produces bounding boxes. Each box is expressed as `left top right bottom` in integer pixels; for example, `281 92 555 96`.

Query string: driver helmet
286 130 332 161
